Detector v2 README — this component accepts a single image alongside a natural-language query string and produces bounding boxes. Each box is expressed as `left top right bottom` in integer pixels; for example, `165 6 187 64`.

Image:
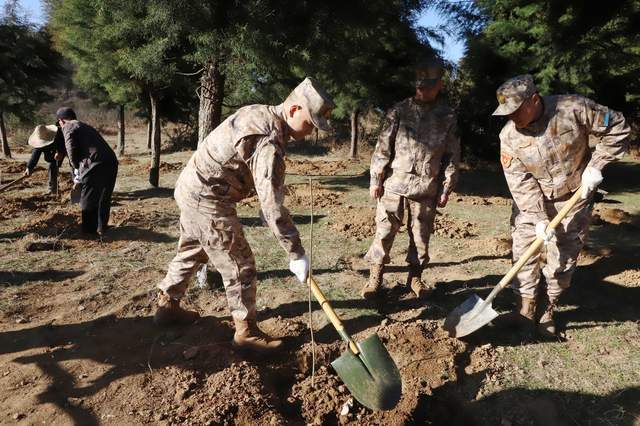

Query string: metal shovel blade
331 333 402 411
443 294 499 338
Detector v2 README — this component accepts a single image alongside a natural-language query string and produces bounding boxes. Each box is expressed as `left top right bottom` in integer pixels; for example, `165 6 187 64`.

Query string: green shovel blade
331 333 402 411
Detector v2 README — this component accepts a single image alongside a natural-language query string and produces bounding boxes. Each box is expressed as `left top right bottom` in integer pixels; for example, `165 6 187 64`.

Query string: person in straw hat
154 77 335 354
24 124 66 194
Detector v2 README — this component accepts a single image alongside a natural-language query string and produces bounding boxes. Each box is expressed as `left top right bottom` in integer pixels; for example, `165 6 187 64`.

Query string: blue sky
13 0 465 63
418 8 466 63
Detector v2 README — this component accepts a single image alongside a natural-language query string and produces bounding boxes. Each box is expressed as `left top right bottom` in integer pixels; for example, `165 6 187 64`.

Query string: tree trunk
116 104 125 157
146 117 152 151
350 106 360 159
0 111 11 159
197 61 225 145
149 92 161 187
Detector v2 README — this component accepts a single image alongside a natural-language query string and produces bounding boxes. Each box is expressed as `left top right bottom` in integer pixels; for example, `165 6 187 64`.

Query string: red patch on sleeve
500 152 513 168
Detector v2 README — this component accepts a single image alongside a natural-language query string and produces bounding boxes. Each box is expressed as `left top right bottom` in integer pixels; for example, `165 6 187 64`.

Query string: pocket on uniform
204 217 235 250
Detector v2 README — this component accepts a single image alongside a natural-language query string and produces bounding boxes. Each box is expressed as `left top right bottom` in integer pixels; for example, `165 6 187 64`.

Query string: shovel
444 188 584 338
307 275 402 410
0 174 29 194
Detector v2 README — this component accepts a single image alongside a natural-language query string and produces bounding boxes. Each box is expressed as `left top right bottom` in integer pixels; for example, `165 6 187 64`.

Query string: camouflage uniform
158 104 305 321
497 80 629 301
365 97 460 268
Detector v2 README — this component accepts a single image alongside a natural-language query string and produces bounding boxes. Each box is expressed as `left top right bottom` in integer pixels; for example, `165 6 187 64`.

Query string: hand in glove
535 221 555 245
581 166 603 199
289 255 310 283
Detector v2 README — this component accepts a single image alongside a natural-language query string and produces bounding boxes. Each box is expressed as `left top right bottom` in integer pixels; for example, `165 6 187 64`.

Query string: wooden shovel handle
494 188 584 293
307 276 360 355
0 174 29 193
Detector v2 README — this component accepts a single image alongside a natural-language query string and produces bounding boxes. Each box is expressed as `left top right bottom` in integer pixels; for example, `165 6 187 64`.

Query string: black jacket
60 120 117 176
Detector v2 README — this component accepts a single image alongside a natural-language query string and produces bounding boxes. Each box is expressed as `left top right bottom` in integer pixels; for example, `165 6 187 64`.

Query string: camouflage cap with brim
492 74 537 116
288 77 336 132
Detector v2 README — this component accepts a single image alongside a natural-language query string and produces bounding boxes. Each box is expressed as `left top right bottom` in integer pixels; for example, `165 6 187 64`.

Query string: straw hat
28 124 58 148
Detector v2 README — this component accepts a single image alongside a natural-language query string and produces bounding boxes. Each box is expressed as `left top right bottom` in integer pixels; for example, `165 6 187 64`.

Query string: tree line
1 0 638 178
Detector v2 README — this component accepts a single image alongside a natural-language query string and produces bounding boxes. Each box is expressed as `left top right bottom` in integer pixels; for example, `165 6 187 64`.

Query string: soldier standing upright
155 78 335 354
493 75 629 337
362 58 460 299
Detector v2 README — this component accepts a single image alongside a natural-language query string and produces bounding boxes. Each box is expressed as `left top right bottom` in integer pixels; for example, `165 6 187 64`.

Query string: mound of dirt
195 361 284 424
291 320 466 424
327 206 376 241
595 207 640 227
286 158 358 176
452 194 512 206
0 194 62 220
18 210 78 237
465 237 512 258
286 183 344 210
134 161 184 173
0 162 28 174
434 214 478 239
327 208 479 241
116 157 139 165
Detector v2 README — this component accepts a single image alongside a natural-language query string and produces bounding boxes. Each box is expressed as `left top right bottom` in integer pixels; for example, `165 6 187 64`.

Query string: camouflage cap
415 58 445 88
287 77 336 132
492 75 537 116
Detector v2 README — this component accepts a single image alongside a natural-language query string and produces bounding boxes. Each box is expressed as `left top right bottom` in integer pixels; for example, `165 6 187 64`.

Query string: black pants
47 161 58 193
80 163 118 234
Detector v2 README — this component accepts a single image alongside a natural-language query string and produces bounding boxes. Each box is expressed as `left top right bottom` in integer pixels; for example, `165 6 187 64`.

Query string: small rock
15 317 28 324
338 385 346 393
380 318 389 327
481 343 492 350
67 397 83 407
174 389 188 401
77 306 86 312
183 347 199 360
340 398 353 416
12 413 25 420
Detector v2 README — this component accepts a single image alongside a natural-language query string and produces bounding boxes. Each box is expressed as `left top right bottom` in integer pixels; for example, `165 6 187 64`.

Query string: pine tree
0 4 63 158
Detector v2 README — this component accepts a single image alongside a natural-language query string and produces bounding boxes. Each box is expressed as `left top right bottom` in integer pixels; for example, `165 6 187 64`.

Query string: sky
11 0 465 63
418 7 466 63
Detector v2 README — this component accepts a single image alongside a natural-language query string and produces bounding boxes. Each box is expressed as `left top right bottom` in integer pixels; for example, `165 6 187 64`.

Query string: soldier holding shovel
493 75 630 337
155 78 335 354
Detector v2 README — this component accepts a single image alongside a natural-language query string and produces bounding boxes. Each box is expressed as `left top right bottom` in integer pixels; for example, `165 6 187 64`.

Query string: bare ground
1 131 639 425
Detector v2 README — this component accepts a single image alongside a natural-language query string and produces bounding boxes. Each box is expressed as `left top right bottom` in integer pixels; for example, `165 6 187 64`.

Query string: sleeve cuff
370 173 384 187
288 248 305 261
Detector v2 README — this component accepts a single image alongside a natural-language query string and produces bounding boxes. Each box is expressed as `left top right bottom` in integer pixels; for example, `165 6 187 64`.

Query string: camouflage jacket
370 97 460 200
500 95 629 222
175 104 304 259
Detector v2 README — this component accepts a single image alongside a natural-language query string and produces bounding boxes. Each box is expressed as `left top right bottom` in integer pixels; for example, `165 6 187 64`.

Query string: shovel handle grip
489 188 584 301
307 276 360 355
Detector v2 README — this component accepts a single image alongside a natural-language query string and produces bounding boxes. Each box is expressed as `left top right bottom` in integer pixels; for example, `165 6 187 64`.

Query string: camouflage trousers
158 197 257 321
511 192 593 299
364 191 437 267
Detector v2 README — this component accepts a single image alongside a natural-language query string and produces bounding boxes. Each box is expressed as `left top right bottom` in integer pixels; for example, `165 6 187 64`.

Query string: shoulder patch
500 152 513 168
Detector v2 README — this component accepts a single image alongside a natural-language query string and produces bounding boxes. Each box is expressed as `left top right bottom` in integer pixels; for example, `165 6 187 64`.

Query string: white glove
535 221 555 245
289 255 310 283
72 169 81 184
581 166 603 199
